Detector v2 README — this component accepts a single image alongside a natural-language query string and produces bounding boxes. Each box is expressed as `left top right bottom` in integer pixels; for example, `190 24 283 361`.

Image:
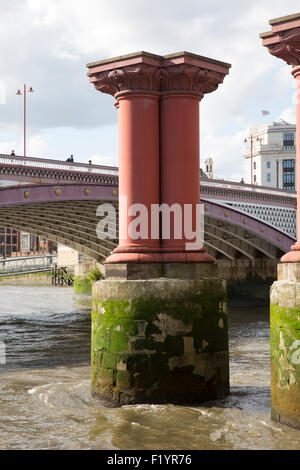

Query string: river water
0 284 299 450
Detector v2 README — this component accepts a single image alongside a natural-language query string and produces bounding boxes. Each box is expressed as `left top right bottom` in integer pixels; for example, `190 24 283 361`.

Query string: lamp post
244 135 262 185
16 85 34 158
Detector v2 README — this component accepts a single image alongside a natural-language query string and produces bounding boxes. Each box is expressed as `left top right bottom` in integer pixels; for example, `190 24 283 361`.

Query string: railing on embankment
0 254 57 276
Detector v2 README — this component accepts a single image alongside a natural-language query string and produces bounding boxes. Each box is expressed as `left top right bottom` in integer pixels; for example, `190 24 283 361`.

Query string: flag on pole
262 110 270 116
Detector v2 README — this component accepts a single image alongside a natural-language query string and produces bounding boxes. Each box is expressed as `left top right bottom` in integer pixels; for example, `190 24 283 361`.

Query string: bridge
0 154 296 263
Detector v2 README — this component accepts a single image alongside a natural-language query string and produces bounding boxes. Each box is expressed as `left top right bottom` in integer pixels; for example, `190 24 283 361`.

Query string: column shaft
117 91 160 253
296 74 300 240
160 92 201 251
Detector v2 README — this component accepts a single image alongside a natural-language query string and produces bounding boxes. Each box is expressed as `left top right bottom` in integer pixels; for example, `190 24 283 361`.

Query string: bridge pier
88 51 231 406
261 13 300 429
270 263 300 430
92 275 228 406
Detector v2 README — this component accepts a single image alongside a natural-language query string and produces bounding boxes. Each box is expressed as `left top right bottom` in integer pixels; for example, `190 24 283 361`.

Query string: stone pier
270 263 300 430
92 276 228 406
87 51 231 406
261 13 300 429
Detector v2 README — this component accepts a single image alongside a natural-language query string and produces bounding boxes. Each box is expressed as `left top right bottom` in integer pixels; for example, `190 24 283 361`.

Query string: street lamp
16 85 34 158
244 135 263 185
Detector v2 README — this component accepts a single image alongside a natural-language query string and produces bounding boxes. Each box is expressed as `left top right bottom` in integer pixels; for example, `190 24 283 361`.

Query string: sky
0 0 299 181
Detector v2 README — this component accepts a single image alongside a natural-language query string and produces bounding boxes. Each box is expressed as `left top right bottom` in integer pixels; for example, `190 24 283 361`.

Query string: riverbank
0 271 53 285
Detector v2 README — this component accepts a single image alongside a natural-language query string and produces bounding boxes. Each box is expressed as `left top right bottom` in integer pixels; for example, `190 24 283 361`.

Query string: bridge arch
0 184 295 262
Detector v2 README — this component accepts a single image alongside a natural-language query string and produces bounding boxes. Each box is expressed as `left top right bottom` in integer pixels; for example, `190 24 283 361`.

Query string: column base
91 278 229 407
280 241 300 263
270 263 300 430
105 246 215 264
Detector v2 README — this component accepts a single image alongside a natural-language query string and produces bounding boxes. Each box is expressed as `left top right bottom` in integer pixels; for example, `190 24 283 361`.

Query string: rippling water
0 284 300 450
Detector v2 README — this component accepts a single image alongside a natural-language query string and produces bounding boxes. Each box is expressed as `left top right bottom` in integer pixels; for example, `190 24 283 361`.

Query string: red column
160 91 213 262
88 52 230 264
88 56 162 263
159 61 229 263
115 90 160 257
283 67 300 261
261 17 300 261
295 69 300 241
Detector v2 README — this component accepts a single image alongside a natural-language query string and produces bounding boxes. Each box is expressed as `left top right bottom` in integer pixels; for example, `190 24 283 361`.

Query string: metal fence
0 254 57 276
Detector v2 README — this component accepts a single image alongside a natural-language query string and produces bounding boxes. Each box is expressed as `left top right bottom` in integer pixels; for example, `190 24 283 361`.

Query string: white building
204 158 214 179
244 120 296 190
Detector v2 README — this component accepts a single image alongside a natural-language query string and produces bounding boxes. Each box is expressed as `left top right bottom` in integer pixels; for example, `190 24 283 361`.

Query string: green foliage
86 266 104 283
74 266 104 294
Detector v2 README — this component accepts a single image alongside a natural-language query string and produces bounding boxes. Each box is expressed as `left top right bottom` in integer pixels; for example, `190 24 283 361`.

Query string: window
267 161 271 169
283 159 295 191
253 162 256 170
267 173 271 183
253 175 256 183
284 132 294 141
283 159 295 169
283 172 295 183
283 132 294 150
284 185 295 191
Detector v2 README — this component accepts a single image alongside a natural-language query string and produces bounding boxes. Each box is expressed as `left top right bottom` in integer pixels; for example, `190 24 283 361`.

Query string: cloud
201 128 249 181
89 154 118 167
28 135 47 156
0 141 17 155
277 107 296 124
0 0 299 178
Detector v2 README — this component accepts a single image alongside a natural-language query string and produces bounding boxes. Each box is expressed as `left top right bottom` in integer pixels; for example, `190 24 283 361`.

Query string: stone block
270 278 300 430
104 262 218 280
278 262 300 282
91 277 229 406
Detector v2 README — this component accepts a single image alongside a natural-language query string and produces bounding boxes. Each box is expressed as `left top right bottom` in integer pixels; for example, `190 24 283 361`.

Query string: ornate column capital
87 51 231 98
89 64 162 97
160 64 226 96
260 14 300 74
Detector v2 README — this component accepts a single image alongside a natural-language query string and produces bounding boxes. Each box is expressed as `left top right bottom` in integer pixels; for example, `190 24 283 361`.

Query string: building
204 158 214 179
244 120 296 190
0 228 20 257
0 228 56 258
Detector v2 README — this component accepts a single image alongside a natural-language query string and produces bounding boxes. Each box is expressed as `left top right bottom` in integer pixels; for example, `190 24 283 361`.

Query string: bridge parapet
0 153 118 185
201 179 296 207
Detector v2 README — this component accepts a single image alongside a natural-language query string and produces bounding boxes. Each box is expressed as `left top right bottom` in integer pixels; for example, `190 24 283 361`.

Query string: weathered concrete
91 278 229 406
278 262 300 283
105 259 278 281
270 265 300 429
217 259 278 282
104 262 218 280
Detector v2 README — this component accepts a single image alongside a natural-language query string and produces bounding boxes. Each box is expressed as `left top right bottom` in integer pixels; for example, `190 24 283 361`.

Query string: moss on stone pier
270 281 300 430
74 266 104 294
91 278 229 407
